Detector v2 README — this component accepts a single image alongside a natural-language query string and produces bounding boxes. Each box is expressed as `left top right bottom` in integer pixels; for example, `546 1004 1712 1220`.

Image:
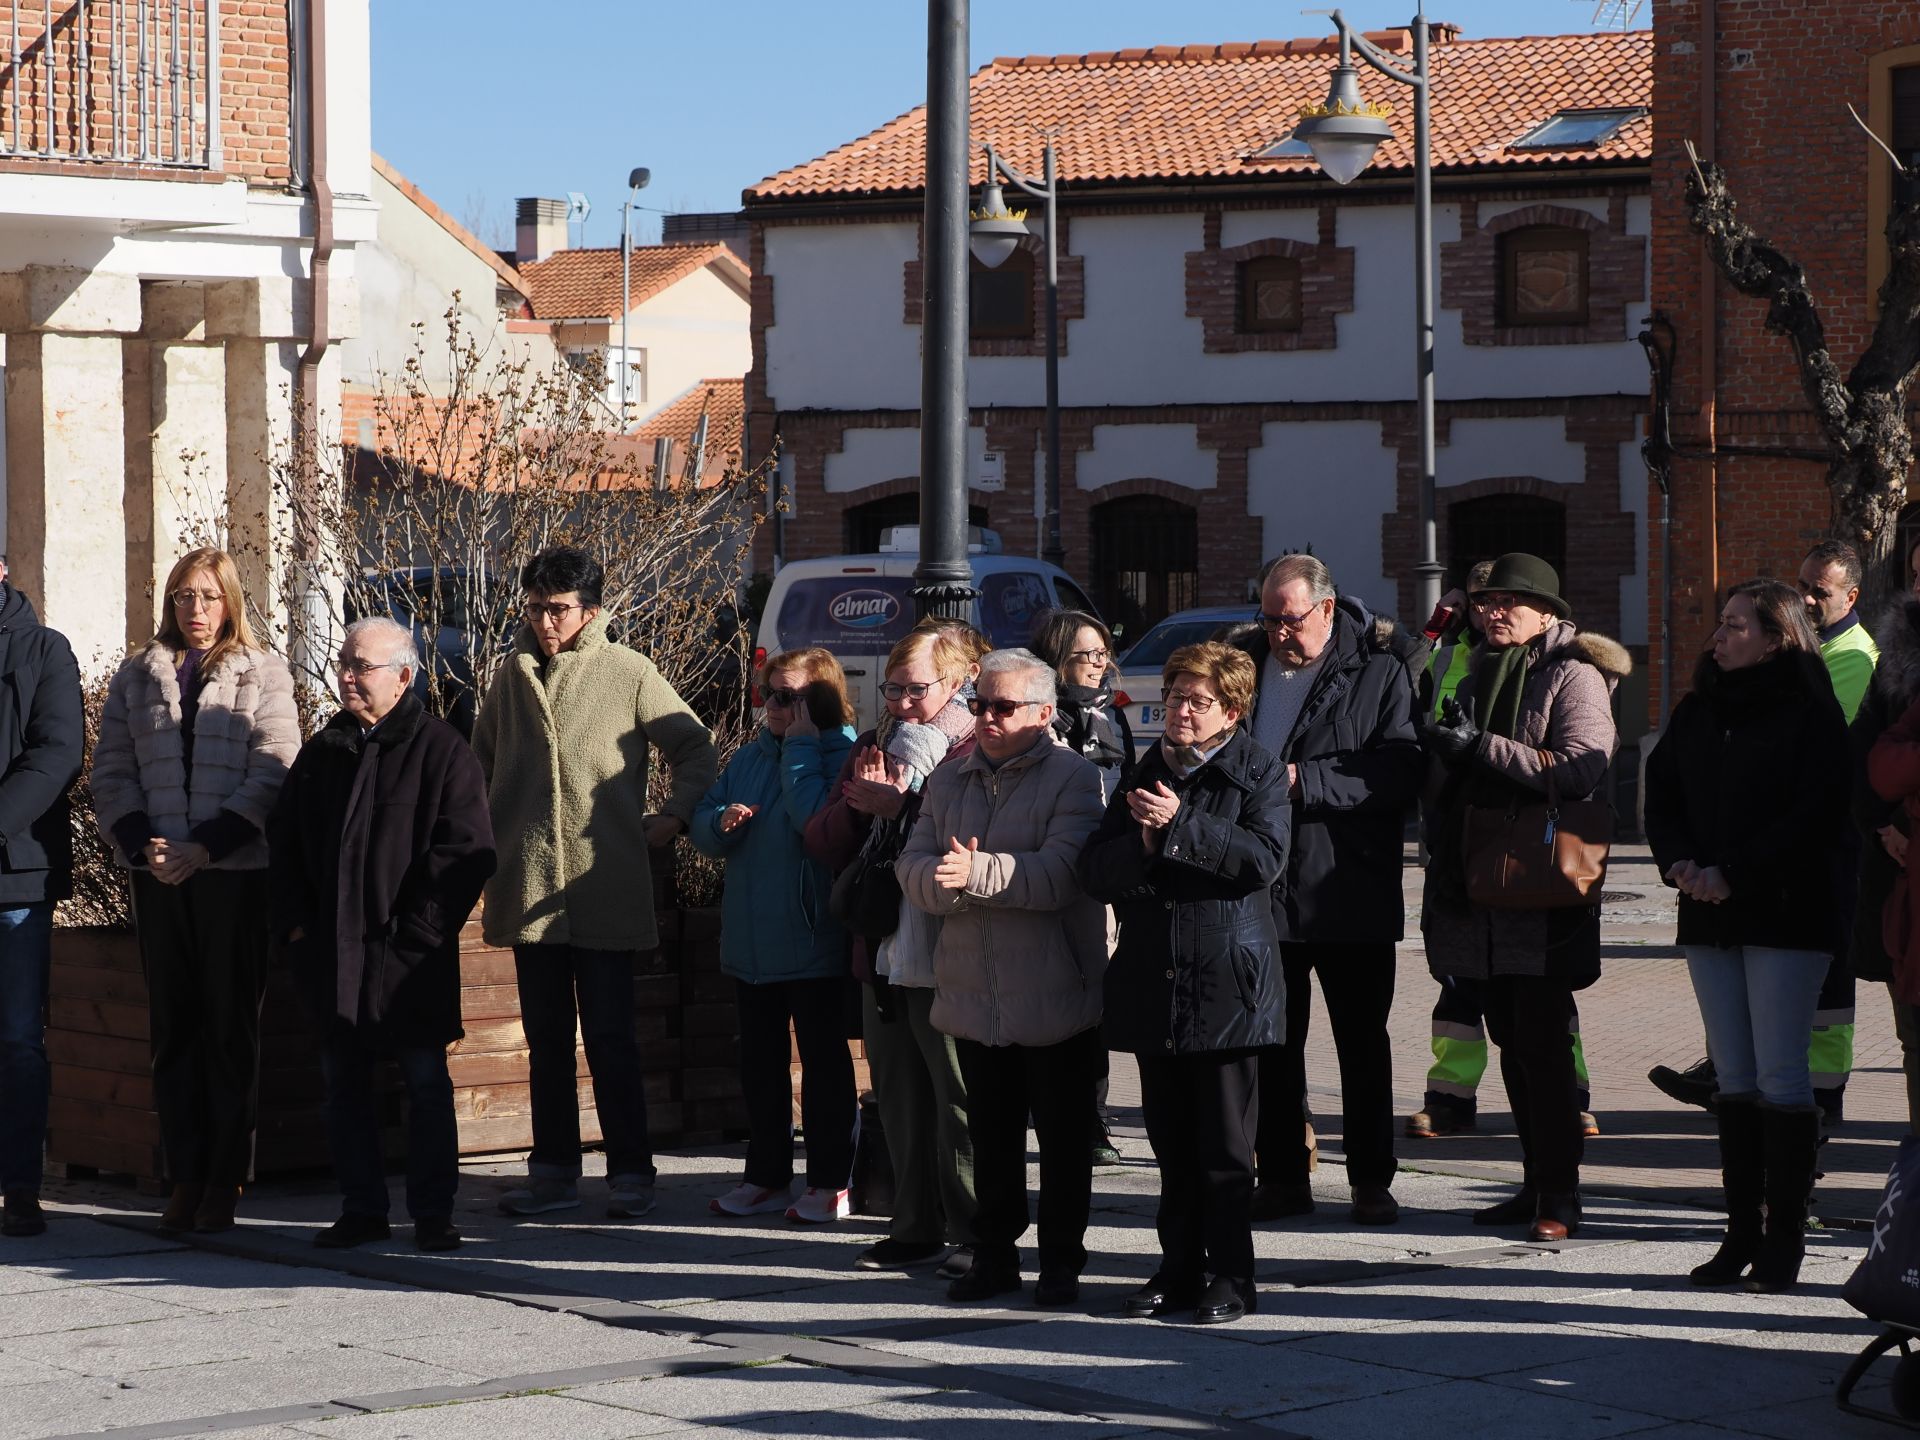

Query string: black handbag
1845 1136 1920 1327
830 811 910 941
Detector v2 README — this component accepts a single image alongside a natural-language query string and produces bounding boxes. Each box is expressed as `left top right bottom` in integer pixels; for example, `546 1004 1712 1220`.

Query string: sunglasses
766 688 807 707
966 696 1038 719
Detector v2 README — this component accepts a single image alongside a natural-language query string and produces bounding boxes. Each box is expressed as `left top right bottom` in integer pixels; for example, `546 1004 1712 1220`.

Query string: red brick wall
1652 0 1920 720
223 0 295 183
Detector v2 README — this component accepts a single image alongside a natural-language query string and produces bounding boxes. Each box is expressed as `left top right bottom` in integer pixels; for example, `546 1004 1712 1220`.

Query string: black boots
1691 1098 1763 1286
1745 1106 1821 1293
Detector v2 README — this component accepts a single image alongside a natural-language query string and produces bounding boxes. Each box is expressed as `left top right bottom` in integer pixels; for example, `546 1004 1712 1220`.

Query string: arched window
1499 226 1590 326
1091 494 1198 637
1447 493 1567 591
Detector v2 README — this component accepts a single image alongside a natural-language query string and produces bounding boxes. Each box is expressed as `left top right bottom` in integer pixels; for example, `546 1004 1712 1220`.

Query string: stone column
0 267 141 670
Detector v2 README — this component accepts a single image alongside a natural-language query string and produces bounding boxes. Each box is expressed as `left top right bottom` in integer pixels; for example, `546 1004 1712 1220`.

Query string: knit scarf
1160 726 1236 778
1471 643 1531 741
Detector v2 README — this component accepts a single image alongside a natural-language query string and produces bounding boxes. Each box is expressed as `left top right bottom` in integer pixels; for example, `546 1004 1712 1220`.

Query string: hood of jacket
1540 623 1633 688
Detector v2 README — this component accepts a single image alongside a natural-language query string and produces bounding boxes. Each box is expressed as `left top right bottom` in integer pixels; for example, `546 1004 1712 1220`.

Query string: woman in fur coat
91 548 300 1235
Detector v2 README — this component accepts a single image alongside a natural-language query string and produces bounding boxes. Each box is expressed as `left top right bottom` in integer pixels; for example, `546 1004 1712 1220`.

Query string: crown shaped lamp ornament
1291 58 1395 184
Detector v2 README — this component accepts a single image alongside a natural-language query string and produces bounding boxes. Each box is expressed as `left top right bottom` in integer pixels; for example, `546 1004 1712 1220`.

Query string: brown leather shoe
1528 1192 1581 1243
1350 1185 1399 1226
157 1183 204 1236
193 1185 241 1234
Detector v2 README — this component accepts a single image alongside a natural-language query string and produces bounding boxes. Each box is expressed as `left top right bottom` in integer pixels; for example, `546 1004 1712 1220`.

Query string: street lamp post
971 141 1063 570
1291 6 1442 625
619 166 651 428
915 0 977 620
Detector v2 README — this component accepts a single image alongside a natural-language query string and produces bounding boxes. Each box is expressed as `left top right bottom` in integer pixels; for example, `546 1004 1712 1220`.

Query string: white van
755 528 1102 732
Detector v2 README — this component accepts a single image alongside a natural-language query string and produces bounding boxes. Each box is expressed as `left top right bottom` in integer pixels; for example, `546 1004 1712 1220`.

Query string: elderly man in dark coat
269 617 495 1253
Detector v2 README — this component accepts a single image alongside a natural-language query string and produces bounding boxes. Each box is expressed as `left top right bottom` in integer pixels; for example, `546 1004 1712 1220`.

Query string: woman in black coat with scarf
1644 579 1848 1293
1080 642 1288 1326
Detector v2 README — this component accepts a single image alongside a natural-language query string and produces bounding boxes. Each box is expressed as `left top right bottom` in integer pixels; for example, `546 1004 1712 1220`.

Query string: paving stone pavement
7 843 1908 1438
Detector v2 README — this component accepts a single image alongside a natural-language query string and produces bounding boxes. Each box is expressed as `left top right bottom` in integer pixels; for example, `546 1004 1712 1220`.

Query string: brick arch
1441 197 1646 346
1079 475 1208 505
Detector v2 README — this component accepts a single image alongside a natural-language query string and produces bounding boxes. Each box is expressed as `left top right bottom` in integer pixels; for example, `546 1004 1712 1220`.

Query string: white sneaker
786 1187 851 1224
709 1182 790 1217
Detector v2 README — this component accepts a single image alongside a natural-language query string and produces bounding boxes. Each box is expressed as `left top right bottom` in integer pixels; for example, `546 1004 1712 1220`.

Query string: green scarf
1470 643 1531 740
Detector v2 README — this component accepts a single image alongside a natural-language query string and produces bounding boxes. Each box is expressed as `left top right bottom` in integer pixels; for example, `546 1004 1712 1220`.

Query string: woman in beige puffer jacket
91 548 299 1236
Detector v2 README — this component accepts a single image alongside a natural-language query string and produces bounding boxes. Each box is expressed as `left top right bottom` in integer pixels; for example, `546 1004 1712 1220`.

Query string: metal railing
0 1 220 168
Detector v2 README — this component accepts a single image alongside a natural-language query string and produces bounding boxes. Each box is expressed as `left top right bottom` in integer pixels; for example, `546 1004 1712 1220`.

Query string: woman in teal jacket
691 647 858 1224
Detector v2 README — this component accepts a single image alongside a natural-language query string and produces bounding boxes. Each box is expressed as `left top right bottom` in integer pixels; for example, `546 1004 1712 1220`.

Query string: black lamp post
971 141 1063 570
914 0 978 621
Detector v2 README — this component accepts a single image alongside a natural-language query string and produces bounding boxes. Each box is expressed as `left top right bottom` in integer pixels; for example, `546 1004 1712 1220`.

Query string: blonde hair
1163 642 1257 717
761 646 856 728
885 621 982 682
155 548 257 675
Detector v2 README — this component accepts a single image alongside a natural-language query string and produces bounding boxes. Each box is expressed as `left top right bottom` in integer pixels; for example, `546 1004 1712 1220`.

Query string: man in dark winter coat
269 618 495 1253
0 583 81 1239
1234 554 1423 1226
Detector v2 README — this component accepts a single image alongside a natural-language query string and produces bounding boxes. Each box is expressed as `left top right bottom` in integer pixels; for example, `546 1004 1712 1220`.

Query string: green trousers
863 983 976 1246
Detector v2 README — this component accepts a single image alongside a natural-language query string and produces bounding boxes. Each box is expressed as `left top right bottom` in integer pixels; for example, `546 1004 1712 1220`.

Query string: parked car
1114 603 1256 753
755 528 1102 731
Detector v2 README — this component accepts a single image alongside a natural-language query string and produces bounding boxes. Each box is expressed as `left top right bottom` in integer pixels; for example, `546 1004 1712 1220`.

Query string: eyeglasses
1257 605 1322 632
966 696 1038 719
335 658 401 678
1067 647 1109 666
1162 689 1218 714
523 601 586 622
765 687 806 707
1476 591 1528 613
881 680 945 702
171 589 225 611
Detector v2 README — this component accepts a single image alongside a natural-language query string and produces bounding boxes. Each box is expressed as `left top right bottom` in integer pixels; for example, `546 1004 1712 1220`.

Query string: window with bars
1091 495 1199 639
1894 66 1920 212
1237 255 1303 334
1447 494 1567 593
1499 226 1590 326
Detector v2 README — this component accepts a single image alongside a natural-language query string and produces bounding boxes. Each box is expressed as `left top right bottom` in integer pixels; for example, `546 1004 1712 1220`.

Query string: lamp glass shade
969 223 1024 269
1303 128 1383 185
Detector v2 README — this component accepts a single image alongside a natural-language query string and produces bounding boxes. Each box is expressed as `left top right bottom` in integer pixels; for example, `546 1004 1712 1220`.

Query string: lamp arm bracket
1346 31 1422 88
985 146 1055 201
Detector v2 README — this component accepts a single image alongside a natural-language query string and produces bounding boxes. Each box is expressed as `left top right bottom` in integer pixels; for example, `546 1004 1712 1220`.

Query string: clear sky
369 0 1644 251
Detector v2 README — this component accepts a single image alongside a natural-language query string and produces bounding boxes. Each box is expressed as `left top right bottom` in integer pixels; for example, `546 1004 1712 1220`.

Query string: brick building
741 24 1653 680
0 0 372 667
1649 0 1920 721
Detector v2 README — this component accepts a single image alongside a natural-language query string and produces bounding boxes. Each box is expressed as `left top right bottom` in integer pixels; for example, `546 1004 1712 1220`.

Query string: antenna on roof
1584 0 1646 27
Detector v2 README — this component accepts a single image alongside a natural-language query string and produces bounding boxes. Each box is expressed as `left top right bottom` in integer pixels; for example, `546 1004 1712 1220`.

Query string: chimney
515 197 569 266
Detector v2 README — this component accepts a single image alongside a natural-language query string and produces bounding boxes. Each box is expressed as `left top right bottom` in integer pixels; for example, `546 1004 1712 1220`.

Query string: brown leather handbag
1463 751 1612 909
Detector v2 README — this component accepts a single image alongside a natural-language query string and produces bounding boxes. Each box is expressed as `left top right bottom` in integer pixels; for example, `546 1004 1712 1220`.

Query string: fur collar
1873 598 1920 706
134 640 264 690
1563 629 1633 680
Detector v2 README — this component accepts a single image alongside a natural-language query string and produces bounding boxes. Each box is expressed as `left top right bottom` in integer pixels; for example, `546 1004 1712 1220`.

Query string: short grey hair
344 616 421 675
1261 553 1335 604
976 647 1057 706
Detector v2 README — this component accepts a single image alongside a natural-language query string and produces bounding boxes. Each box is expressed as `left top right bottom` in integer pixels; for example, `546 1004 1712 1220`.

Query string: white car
755 528 1102 732
1114 604 1258 753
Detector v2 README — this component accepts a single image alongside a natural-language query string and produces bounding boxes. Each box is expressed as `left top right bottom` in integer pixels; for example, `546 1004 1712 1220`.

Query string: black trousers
1258 940 1397 1188
1139 1050 1259 1283
514 944 653 1181
1484 973 1584 1195
956 1026 1101 1276
132 869 270 1186
736 977 857 1190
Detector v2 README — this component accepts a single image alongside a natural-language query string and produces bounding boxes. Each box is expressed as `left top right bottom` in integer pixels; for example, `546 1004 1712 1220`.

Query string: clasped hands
1422 698 1485 765
842 744 909 819
1664 859 1731 904
142 837 209 886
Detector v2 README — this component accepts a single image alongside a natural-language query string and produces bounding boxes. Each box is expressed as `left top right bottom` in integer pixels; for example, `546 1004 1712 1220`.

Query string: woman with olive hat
1420 554 1631 1241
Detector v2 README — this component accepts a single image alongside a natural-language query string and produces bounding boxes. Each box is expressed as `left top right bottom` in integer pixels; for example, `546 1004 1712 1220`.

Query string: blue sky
370 0 1642 250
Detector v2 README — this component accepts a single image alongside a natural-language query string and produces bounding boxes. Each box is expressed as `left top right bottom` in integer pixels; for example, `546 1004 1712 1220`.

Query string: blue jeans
0 902 54 1195
319 1037 458 1221
1685 945 1830 1108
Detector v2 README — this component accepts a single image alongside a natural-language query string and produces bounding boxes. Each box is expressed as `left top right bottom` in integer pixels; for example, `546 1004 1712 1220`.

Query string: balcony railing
0 1 219 169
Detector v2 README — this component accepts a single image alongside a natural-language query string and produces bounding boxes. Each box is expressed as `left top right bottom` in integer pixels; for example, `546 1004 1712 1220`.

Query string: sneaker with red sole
786 1187 851 1224
709 1183 791 1217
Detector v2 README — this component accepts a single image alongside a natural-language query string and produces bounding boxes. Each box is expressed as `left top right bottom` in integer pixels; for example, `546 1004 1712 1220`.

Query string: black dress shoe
1472 1189 1538 1227
1033 1270 1080 1308
1194 1275 1256 1325
1249 1182 1314 1221
414 1217 462 1252
1123 1273 1202 1318
947 1263 1022 1302
855 1238 948 1271
1 1193 46 1238
314 1213 392 1249
1648 1057 1717 1111
1350 1185 1399 1226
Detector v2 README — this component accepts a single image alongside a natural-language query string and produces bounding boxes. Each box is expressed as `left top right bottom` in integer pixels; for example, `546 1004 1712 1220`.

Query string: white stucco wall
1077 424 1211 491
764 222 920 411
1248 419 1397 607
629 263 751 424
823 425 994 493
1436 417 1586 490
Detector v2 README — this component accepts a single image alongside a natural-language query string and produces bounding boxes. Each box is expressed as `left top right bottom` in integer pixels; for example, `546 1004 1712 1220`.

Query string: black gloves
1423 698 1486 766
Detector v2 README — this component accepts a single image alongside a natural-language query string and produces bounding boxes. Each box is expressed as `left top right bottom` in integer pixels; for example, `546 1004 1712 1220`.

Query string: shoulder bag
1462 750 1612 909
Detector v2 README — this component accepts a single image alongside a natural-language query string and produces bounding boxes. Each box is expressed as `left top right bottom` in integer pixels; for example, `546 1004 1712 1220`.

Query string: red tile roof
633 378 745 485
747 28 1650 201
519 243 750 321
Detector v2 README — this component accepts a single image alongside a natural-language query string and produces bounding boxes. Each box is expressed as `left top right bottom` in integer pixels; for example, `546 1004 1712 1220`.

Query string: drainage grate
1601 890 1645 904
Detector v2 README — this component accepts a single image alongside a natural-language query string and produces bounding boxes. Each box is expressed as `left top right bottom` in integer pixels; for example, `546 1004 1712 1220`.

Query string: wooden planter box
45 904 759 1187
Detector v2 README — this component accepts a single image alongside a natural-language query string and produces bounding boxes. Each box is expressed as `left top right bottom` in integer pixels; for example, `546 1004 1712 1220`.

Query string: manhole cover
1601 890 1644 904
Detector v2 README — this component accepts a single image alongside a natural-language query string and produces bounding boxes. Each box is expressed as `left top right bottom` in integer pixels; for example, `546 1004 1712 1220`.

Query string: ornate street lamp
619 166 651 427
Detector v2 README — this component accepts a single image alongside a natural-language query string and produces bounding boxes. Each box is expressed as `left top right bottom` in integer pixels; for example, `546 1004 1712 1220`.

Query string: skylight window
1250 135 1315 160
1512 107 1647 150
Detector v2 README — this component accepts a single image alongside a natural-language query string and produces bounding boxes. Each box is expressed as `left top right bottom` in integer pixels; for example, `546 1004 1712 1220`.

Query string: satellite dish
566 192 592 224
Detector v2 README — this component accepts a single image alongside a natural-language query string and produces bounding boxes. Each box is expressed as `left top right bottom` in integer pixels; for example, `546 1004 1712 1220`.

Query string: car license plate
1139 704 1163 726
